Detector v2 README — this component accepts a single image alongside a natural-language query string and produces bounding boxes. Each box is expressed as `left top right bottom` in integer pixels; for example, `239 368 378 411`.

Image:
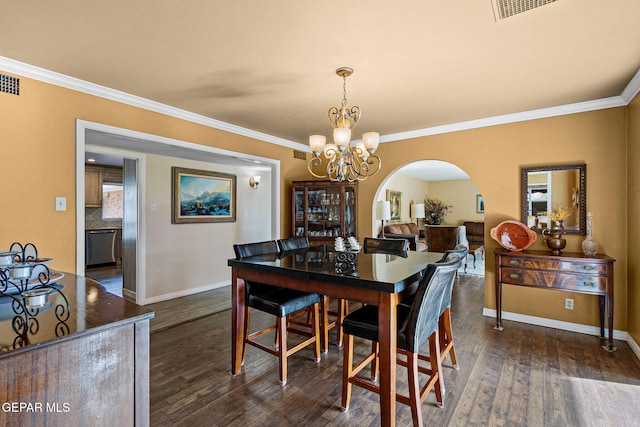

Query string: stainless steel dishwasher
86 229 117 266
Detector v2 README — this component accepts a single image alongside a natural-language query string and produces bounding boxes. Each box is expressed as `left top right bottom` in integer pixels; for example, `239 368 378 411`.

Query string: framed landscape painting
172 167 236 223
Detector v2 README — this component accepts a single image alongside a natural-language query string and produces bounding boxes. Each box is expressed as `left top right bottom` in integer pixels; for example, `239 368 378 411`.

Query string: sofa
382 222 427 251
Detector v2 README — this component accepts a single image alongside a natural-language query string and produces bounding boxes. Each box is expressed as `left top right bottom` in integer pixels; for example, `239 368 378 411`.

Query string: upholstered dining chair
341 258 461 426
436 250 467 374
233 240 321 386
276 236 348 353
363 237 410 255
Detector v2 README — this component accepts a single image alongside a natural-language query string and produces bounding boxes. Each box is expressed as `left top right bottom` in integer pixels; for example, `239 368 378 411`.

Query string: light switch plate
55 197 67 211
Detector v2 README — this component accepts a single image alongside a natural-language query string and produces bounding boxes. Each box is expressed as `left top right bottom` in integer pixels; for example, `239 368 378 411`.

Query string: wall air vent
0 74 20 95
293 150 307 160
492 0 557 20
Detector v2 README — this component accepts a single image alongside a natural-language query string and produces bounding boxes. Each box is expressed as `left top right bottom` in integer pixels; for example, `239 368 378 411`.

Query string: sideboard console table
494 249 616 351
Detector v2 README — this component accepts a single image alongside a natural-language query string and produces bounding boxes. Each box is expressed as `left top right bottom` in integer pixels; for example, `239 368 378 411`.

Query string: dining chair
233 240 321 386
341 258 461 426
363 237 410 255
276 236 348 353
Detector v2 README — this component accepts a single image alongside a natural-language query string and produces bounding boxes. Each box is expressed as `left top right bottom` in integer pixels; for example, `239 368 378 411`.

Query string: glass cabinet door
343 186 356 237
293 188 305 236
292 181 357 242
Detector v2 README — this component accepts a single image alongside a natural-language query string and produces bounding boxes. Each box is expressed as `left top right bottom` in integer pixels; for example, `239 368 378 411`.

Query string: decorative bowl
490 220 538 251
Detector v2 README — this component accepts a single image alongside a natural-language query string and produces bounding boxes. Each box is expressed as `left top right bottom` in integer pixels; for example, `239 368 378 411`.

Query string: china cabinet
292 180 357 244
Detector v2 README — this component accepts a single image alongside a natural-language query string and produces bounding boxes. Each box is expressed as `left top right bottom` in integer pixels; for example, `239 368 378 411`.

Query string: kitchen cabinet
85 166 103 207
292 180 357 244
103 166 123 183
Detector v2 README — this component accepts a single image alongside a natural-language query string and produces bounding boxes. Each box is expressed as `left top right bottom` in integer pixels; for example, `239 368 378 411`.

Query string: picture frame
386 190 402 221
171 167 236 224
476 194 485 214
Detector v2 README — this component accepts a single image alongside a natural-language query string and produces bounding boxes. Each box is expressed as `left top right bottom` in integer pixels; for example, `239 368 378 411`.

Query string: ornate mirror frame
521 164 586 235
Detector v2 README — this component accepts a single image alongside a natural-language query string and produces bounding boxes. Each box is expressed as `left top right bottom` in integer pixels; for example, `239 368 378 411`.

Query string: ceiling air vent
492 0 557 20
293 150 307 161
0 74 20 95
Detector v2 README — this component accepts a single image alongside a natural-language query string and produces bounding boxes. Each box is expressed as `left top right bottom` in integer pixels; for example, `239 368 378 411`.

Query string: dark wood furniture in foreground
229 247 443 427
494 249 615 351
0 274 154 426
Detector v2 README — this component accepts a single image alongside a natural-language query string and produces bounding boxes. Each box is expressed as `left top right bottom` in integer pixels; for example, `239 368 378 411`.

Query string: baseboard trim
627 334 640 360
482 307 628 341
141 281 229 305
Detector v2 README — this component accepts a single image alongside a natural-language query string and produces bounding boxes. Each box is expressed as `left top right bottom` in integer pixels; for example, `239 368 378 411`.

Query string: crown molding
2 56 638 148
382 96 627 142
0 56 305 151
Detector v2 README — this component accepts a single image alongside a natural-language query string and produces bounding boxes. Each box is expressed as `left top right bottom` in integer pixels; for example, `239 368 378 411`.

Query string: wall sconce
249 176 261 190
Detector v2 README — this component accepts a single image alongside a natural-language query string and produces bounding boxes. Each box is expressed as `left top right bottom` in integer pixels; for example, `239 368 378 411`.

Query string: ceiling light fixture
308 67 381 182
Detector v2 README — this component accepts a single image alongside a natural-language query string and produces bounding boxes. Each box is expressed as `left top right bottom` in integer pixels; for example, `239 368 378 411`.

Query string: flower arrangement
424 196 452 225
548 205 573 229
548 205 572 222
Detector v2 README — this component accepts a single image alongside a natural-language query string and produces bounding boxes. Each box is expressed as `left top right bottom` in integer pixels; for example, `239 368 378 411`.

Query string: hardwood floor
85 264 123 296
149 274 640 426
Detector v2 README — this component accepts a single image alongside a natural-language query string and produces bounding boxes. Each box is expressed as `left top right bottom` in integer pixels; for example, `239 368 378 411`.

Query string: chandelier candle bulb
309 135 326 155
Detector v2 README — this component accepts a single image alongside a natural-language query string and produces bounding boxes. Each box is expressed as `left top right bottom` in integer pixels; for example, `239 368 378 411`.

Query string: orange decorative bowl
490 220 538 251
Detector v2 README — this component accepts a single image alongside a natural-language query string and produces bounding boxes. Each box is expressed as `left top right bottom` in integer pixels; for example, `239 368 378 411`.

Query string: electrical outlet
565 298 574 310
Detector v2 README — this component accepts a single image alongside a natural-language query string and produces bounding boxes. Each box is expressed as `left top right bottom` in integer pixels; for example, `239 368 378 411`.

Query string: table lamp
376 200 392 237
411 203 425 227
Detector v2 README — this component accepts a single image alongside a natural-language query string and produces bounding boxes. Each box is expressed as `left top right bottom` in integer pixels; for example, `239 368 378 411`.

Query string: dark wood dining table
228 246 443 426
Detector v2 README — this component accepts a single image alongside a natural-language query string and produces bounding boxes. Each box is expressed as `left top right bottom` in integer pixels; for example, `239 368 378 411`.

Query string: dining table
228 245 444 426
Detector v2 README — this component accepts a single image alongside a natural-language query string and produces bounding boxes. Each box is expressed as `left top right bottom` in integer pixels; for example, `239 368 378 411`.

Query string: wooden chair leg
429 332 444 408
312 303 321 362
341 334 354 411
407 351 423 427
321 295 330 353
277 316 288 386
336 299 348 347
242 308 250 365
370 341 379 382
442 308 458 368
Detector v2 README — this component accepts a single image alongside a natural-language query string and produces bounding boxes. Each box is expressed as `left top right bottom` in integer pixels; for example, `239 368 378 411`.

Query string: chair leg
429 332 445 408
242 308 250 365
370 341 379 382
277 316 288 386
321 295 330 353
441 308 458 369
336 299 348 347
341 334 354 411
407 351 423 427
312 303 321 362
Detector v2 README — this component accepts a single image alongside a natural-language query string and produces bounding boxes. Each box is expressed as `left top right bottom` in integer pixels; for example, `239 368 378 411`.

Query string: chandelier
307 67 381 182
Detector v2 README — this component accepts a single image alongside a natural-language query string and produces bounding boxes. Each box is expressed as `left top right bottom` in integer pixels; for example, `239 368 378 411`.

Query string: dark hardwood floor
85 264 123 296
149 274 640 426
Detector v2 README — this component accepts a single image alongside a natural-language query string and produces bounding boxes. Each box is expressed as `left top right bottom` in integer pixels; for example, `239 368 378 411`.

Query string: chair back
363 237 409 254
439 244 468 263
276 237 309 252
402 257 461 352
233 240 279 258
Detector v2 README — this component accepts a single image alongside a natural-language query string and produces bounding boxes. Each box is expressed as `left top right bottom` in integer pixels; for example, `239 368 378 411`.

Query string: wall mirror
521 164 586 235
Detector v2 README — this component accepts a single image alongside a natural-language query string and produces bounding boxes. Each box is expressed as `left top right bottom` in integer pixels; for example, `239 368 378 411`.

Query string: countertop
0 273 154 357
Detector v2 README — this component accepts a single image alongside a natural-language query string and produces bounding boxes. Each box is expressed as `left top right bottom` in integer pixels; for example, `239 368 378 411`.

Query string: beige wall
427 179 483 225
0 72 299 277
1 68 636 341
355 108 628 331
628 92 640 345
378 172 429 225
